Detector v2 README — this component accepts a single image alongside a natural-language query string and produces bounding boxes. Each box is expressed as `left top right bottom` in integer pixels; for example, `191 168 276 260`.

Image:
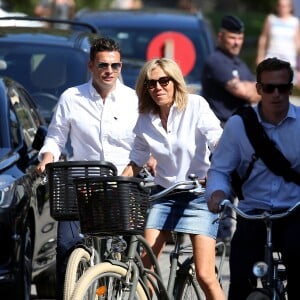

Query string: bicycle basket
74 176 150 236
46 161 117 221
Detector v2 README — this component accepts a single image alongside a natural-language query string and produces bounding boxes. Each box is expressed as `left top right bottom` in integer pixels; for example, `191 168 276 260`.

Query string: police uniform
202 15 255 124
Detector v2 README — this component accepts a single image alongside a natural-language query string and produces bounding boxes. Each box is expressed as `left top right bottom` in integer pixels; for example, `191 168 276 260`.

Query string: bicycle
219 199 300 300
46 161 118 300
69 175 226 300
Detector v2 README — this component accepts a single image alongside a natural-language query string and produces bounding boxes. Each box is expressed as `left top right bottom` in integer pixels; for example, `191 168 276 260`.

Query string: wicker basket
74 176 150 236
46 161 117 221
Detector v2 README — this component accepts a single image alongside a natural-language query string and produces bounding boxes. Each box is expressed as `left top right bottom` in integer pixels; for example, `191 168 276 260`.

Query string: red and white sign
146 31 196 76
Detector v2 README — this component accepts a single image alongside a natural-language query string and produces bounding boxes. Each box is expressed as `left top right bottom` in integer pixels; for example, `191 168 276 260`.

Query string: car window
9 86 38 149
9 101 21 148
0 45 89 91
0 44 90 121
98 27 207 85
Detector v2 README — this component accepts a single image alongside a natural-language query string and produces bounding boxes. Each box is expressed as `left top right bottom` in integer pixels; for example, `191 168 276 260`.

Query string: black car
74 8 215 94
0 76 57 299
0 17 100 124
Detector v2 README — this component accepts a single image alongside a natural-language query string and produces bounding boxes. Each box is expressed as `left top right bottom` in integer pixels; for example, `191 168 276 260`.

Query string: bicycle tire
173 258 204 300
71 262 148 300
174 273 204 300
64 247 92 300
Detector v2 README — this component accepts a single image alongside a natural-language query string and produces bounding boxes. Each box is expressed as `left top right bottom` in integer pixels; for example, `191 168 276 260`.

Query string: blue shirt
205 103 300 212
202 48 255 123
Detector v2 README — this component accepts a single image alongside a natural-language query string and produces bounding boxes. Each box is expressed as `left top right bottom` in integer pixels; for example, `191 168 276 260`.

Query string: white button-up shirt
130 94 222 188
39 79 138 174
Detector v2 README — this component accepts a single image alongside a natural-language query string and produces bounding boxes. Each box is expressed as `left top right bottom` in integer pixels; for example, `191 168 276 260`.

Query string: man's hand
207 190 227 213
36 152 54 175
145 156 157 177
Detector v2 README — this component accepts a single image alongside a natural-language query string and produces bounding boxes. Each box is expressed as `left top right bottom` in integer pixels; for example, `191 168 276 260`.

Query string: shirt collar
88 78 122 100
216 47 241 65
254 102 296 126
150 101 178 121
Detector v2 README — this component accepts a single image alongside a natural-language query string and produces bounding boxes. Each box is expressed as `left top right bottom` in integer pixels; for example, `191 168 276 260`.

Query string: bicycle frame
103 233 198 299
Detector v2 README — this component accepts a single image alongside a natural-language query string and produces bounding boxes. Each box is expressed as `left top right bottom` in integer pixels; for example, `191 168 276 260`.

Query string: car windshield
100 27 210 90
0 44 90 121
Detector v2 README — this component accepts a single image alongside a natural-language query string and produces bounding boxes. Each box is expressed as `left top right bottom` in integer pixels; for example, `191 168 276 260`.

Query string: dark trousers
56 221 83 300
228 210 300 300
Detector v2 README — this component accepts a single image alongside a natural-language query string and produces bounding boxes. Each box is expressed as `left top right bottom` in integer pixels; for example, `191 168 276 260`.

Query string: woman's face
276 0 293 16
146 66 175 109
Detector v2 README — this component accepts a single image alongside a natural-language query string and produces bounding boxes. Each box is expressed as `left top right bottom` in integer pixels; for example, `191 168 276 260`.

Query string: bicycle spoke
81 272 141 300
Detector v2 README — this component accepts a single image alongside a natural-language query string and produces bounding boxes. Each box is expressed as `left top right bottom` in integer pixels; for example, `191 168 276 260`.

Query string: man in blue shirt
202 15 260 249
202 15 260 124
206 57 300 300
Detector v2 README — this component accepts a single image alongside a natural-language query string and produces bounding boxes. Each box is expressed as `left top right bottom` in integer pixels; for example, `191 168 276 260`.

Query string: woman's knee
195 266 218 288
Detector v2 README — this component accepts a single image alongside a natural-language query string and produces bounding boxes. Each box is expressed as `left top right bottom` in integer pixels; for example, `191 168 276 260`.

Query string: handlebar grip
139 180 156 189
219 199 232 212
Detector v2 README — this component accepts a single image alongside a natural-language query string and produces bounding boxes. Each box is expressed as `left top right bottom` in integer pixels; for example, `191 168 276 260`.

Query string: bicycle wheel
174 273 204 300
71 262 148 300
64 247 92 300
173 258 204 300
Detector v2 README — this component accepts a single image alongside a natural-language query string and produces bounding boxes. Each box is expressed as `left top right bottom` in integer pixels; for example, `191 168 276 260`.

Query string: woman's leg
142 228 170 267
141 228 170 297
191 234 226 300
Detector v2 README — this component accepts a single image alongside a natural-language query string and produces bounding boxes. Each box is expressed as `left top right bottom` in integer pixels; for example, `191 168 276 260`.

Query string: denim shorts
145 189 219 239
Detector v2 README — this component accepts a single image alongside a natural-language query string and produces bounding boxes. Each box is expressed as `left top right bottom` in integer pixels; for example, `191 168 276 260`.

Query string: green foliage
6 0 277 18
6 0 112 15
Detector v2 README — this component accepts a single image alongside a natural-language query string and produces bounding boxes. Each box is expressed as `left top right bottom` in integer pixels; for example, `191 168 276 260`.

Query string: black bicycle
219 199 300 300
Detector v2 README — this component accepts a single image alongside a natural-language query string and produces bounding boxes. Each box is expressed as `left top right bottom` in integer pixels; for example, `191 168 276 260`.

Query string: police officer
202 15 260 125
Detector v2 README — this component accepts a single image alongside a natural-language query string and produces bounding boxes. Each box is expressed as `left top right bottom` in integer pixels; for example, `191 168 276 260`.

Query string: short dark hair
256 57 294 83
89 37 121 61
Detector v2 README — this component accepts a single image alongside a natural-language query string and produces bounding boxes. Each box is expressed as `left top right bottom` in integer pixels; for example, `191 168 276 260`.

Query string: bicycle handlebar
140 174 205 201
219 199 300 220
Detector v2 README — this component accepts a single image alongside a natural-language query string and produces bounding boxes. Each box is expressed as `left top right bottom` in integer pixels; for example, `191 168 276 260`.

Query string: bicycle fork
252 219 286 299
124 236 144 300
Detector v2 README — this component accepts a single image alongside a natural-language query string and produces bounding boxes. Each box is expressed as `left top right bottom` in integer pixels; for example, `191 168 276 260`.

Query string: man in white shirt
36 37 139 300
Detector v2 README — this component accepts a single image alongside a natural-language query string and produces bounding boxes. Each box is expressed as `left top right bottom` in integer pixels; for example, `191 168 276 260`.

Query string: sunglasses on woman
145 76 171 89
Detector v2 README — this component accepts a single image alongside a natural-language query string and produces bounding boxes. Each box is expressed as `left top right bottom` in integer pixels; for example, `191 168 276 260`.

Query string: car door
8 81 57 284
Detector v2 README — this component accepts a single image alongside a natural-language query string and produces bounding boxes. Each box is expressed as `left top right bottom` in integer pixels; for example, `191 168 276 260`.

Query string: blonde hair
135 58 188 114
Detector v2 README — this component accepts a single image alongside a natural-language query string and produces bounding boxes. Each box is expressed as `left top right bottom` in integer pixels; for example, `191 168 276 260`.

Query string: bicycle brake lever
189 186 205 195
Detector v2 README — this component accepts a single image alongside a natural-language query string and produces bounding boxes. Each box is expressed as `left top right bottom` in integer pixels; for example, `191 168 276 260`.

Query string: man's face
256 69 292 116
88 51 122 92
218 30 244 57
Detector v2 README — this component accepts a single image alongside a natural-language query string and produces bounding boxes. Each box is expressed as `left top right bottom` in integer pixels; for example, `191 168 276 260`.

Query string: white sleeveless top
266 14 299 68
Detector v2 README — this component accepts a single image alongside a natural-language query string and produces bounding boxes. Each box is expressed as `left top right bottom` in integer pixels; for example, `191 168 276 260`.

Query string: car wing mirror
32 125 47 150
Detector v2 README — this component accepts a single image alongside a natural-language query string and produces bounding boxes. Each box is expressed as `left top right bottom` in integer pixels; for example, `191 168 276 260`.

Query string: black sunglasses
97 62 122 71
145 76 171 89
259 83 292 94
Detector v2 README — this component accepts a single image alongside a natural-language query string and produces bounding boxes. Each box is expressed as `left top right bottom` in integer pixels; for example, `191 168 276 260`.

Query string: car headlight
0 175 15 207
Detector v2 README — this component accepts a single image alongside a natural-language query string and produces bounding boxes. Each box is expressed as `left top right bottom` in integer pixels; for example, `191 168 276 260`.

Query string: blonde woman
122 58 225 299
